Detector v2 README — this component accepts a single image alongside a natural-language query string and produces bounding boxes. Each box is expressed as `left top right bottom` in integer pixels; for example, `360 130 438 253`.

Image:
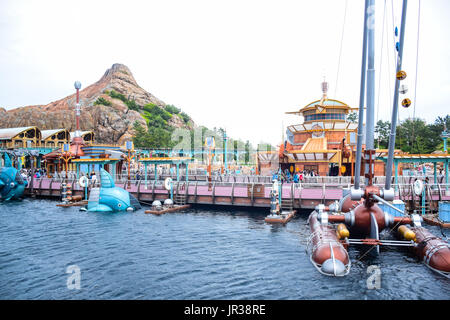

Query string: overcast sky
1 0 449 146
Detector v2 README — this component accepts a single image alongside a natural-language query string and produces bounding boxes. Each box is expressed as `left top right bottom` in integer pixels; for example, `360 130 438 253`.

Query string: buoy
413 179 423 196
399 84 408 94
401 98 411 108
164 177 172 191
398 225 416 241
336 223 350 239
164 199 174 207
152 200 162 208
79 176 88 188
396 70 407 80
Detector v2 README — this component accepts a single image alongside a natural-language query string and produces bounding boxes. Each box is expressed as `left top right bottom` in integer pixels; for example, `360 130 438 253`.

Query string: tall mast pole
365 0 376 186
354 0 370 190
385 0 408 191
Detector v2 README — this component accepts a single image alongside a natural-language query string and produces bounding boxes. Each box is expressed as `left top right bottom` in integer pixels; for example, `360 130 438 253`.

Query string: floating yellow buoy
396 70 407 80
398 225 416 241
337 223 350 239
401 98 411 108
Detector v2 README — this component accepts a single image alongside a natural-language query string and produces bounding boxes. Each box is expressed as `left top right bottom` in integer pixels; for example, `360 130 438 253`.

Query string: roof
301 138 327 151
70 131 94 139
0 126 38 140
286 99 356 116
304 99 349 109
71 158 121 163
283 149 339 162
377 154 450 162
41 129 68 140
139 157 193 164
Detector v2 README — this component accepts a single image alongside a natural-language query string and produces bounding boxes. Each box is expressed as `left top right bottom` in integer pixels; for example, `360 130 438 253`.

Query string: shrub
94 97 112 106
180 112 191 123
164 105 181 114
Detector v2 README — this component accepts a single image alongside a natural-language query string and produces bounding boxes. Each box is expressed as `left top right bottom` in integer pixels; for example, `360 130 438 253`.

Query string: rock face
0 64 193 144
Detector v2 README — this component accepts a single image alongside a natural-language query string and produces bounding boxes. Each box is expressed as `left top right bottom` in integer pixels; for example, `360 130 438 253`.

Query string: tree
374 120 390 149
347 111 358 123
132 121 175 149
396 118 435 154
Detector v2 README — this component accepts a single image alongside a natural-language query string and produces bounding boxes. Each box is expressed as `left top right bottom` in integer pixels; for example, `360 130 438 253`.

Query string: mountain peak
101 63 136 85
0 63 193 144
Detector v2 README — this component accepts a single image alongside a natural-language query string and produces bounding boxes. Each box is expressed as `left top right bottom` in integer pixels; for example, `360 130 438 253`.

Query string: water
0 199 449 300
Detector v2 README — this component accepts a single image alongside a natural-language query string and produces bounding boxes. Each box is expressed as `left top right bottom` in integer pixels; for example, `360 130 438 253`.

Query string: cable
412 0 421 144
333 0 348 100
376 0 387 124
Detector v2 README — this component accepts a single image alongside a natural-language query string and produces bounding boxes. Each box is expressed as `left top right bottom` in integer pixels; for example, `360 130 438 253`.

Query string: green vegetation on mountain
94 97 112 106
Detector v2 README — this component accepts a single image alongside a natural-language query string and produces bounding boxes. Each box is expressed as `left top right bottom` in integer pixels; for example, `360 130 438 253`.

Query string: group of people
19 168 46 181
272 168 319 183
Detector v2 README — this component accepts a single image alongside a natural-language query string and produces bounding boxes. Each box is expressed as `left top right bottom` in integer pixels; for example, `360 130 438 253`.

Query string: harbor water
0 199 449 300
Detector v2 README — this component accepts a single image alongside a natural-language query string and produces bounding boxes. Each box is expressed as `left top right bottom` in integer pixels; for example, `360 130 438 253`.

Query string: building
41 129 70 148
0 126 42 149
280 81 359 176
69 131 95 144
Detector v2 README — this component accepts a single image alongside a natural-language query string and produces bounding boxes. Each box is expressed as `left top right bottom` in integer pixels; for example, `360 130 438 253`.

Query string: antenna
320 78 328 106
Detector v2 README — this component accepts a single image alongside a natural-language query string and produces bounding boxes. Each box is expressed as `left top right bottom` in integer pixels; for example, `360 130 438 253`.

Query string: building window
305 113 346 121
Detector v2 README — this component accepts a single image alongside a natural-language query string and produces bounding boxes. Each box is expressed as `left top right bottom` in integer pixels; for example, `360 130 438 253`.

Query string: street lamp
124 141 135 188
59 143 72 181
73 81 82 144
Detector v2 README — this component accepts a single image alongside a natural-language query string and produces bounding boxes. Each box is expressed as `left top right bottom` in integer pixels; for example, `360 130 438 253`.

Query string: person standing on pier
90 172 97 187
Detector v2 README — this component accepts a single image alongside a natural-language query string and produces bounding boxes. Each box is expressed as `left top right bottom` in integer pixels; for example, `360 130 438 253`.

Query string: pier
24 174 450 211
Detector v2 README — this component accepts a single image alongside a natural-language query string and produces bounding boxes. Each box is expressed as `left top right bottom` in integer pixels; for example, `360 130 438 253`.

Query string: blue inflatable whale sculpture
0 153 27 201
86 169 141 212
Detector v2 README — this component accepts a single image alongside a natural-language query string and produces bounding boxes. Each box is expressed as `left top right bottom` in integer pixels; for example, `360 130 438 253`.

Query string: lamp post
205 137 215 190
223 130 228 174
442 127 449 189
73 81 83 145
59 143 72 182
124 141 135 188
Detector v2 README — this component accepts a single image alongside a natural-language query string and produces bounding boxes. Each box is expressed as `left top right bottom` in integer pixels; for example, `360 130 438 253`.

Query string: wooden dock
423 214 450 228
56 200 88 207
264 210 296 224
145 204 191 215
24 178 450 210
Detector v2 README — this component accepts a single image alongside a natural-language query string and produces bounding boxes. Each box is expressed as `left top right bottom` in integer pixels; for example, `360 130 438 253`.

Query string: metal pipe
365 0 375 186
354 0 370 190
385 0 408 190
372 194 404 215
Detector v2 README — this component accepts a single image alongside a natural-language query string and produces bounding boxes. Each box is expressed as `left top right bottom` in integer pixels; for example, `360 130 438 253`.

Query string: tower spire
320 78 328 106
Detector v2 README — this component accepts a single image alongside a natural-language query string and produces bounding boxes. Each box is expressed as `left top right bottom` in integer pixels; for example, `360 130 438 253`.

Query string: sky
0 0 449 146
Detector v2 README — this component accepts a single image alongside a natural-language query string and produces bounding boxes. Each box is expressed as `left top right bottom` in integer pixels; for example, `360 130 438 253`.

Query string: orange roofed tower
281 80 359 176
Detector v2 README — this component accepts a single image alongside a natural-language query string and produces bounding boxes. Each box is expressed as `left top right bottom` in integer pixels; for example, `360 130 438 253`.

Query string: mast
354 0 370 190
365 0 376 186
385 0 408 190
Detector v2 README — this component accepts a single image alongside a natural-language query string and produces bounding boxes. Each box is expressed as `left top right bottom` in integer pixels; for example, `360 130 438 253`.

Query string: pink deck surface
25 179 450 202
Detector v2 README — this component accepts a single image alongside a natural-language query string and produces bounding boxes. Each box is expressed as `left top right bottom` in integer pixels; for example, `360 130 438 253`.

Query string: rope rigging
376 0 388 126
333 0 348 101
411 0 421 147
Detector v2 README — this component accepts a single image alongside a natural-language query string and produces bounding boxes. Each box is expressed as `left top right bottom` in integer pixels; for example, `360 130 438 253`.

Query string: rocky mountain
0 63 194 144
